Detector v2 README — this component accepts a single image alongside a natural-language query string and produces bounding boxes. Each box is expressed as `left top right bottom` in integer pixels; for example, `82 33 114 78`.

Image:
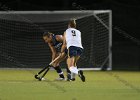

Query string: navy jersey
51 34 63 52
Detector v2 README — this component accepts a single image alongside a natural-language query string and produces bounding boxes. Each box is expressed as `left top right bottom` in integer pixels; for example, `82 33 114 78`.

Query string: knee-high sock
71 66 77 79
54 66 64 78
69 66 79 74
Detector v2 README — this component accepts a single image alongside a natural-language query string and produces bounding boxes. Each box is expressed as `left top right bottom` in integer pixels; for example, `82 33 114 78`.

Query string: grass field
0 69 140 100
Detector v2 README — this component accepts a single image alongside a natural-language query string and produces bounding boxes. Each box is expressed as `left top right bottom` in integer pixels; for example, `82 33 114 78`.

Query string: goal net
0 10 112 70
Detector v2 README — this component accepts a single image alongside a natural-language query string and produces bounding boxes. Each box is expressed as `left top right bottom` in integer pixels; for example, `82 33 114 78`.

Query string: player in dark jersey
43 32 71 80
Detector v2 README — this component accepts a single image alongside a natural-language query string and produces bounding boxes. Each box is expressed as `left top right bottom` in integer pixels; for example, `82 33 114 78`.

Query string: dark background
0 0 140 70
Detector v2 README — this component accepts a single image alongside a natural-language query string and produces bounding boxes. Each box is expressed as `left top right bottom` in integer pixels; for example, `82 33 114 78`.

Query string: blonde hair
68 19 76 28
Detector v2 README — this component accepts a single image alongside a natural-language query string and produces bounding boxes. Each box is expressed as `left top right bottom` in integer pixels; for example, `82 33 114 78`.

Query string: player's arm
48 43 57 61
61 32 66 53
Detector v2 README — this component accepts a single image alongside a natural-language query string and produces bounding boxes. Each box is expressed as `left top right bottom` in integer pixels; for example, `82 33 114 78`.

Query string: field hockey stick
35 54 62 79
38 67 50 81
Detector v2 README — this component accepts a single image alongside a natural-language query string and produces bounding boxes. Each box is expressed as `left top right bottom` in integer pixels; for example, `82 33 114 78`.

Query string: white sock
71 66 77 79
58 72 63 75
71 72 76 79
69 66 79 74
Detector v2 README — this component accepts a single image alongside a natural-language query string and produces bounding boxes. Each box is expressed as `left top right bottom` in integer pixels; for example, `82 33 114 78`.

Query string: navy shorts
68 46 83 58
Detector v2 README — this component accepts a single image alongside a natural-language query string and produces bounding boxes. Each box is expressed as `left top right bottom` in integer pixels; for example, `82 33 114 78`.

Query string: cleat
78 70 85 82
66 73 75 81
70 78 75 81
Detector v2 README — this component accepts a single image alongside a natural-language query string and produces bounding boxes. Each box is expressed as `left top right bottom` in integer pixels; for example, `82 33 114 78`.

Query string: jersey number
71 30 76 36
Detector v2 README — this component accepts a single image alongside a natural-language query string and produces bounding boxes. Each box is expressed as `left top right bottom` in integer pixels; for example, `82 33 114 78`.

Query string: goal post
0 10 112 70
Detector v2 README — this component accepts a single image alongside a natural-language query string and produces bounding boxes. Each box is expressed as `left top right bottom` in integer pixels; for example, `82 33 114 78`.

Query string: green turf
0 69 140 100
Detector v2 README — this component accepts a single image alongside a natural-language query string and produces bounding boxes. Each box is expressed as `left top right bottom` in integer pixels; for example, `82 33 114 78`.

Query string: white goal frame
0 10 112 70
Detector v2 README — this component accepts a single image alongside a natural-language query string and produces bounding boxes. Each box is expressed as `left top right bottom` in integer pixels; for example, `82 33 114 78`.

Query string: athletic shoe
78 70 85 82
70 78 75 81
66 73 76 81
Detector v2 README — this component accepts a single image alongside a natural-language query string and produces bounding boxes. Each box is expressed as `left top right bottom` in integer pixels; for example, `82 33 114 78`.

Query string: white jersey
65 28 83 49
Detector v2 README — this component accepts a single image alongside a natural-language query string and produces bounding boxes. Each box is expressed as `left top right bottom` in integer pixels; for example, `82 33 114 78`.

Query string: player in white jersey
61 19 85 82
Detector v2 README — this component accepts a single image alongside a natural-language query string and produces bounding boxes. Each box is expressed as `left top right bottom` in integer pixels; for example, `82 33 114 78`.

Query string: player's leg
75 48 85 82
51 53 65 80
67 46 79 75
53 50 71 81
67 46 85 82
70 56 80 81
56 54 71 73
67 56 79 74
74 47 84 66
74 56 79 66
62 49 72 81
74 55 85 82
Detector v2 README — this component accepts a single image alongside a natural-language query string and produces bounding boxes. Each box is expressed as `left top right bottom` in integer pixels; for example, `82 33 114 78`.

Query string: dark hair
43 32 53 37
68 19 76 28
